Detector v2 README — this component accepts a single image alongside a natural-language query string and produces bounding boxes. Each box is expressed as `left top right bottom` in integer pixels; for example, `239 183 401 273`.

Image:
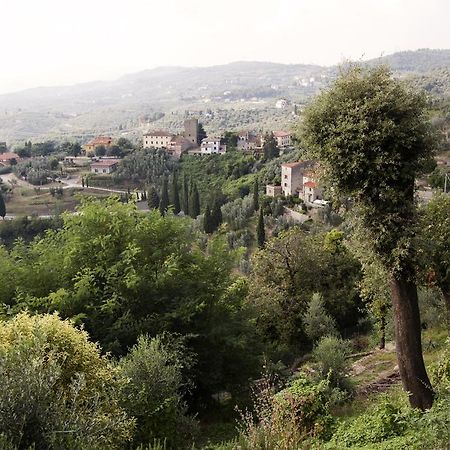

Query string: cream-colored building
266 184 283 197
84 136 113 154
281 162 307 196
273 131 292 148
300 175 323 204
143 131 174 149
200 137 226 155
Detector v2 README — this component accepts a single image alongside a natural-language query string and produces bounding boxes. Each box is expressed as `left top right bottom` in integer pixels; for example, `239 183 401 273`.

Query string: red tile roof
273 131 291 137
0 152 19 161
87 136 113 146
144 130 173 137
281 161 305 168
91 160 119 167
304 181 317 188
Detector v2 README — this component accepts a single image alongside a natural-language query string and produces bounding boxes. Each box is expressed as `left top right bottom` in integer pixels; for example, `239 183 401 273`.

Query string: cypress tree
211 198 222 231
257 208 265 248
253 178 259 211
189 182 200 218
182 174 189 215
170 173 181 214
204 204 213 234
159 177 169 215
148 186 160 209
0 192 5 219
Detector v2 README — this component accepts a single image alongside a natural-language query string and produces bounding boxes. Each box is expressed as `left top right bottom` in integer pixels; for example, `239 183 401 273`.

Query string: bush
234 374 335 450
0 313 134 449
313 335 352 391
303 293 337 342
119 334 197 448
328 396 415 448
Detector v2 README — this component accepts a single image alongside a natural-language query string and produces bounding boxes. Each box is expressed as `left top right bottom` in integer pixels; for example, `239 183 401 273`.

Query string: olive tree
300 66 438 409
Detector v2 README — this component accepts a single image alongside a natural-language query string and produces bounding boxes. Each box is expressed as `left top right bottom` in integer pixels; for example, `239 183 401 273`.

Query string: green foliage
170 173 181 214
300 65 438 273
159 176 169 215
256 208 265 248
148 186 160 209
189 182 200 218
0 215 62 248
120 334 197 448
0 313 134 449
231 374 335 450
313 335 351 391
0 192 5 218
249 228 362 357
303 293 337 342
328 397 414 448
0 199 259 402
262 132 279 161
112 148 176 187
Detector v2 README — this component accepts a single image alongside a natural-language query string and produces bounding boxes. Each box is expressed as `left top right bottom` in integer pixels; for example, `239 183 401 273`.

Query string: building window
284 175 287 179
284 182 287 187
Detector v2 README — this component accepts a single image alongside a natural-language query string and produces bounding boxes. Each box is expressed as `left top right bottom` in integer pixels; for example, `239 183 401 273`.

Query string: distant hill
367 49 450 73
1 49 450 142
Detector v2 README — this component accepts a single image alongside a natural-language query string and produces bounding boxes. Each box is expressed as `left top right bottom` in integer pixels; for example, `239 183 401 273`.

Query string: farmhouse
90 160 119 174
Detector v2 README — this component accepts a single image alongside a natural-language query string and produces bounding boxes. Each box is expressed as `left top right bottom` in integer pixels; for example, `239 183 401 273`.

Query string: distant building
275 99 288 109
0 142 7 153
0 152 19 166
168 136 193 159
237 131 262 151
281 161 313 196
143 131 174 149
300 176 323 204
273 131 292 148
84 136 113 154
266 184 283 197
90 160 119 174
184 118 199 145
200 137 226 155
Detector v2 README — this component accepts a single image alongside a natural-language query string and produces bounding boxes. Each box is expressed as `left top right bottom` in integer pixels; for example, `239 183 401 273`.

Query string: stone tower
184 118 199 145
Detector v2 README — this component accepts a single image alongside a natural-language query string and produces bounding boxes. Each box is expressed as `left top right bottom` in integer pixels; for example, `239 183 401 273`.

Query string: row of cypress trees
147 173 200 218
145 175 266 247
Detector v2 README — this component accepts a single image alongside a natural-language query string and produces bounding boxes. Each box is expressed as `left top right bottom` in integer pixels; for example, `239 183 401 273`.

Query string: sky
0 0 449 94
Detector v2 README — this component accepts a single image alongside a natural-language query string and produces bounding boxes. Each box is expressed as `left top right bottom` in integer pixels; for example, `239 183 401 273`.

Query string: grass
5 186 114 215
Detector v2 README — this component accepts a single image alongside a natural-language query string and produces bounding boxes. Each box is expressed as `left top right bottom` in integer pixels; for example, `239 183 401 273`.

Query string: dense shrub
303 293 337 342
0 313 134 449
313 335 352 391
120 334 198 448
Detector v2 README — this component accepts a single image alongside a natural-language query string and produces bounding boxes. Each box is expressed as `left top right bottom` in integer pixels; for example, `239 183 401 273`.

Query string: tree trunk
390 275 434 410
442 288 450 336
379 313 386 350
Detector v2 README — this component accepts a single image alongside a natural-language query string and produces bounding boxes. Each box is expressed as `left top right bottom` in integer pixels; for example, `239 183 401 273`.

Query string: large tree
300 66 438 409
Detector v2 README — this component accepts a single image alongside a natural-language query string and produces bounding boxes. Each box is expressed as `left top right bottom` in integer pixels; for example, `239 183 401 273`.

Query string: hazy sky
0 0 449 94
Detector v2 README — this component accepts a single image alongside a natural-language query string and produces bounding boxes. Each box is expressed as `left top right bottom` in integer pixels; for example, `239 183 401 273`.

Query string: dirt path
350 342 400 396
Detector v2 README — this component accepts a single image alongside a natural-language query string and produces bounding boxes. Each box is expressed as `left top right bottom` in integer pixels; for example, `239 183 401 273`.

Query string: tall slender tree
148 186 160 209
253 178 260 212
0 192 6 219
263 132 279 161
182 174 189 215
204 204 213 234
301 65 438 410
170 173 181 214
189 182 200 218
159 177 169 216
257 208 265 248
211 198 223 232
